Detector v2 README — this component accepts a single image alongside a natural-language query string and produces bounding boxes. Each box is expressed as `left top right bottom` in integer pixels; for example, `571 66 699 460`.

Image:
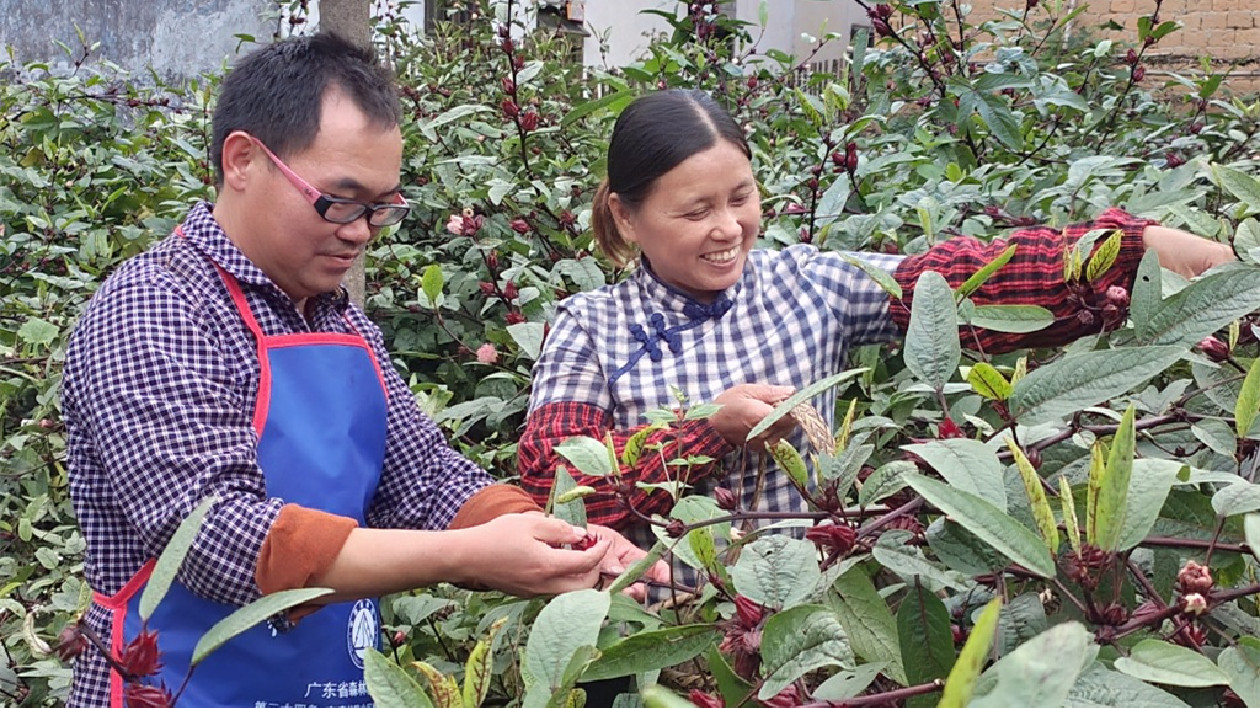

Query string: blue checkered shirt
528 246 902 555
62 202 491 706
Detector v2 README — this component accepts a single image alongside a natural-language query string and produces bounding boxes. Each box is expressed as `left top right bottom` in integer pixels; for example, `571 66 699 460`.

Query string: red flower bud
514 54 525 70
783 202 808 215
804 523 857 555
505 311 526 325
520 110 539 132
1132 65 1146 82
764 685 802 708
500 99 519 118
1197 336 1230 363
503 281 519 300
479 281 496 295
688 691 725 708
1076 309 1096 327
872 18 892 37
713 486 738 511
938 417 965 439
877 3 894 19
393 629 408 646
665 519 687 538
734 595 767 629
746 76 758 90
1105 285 1129 308
1177 559 1214 595
501 38 515 54
123 683 173 708
558 210 577 227
509 218 530 234
1165 152 1185 168
118 628 162 678
501 77 516 94
54 622 88 663
799 226 812 244
1126 48 1139 65
485 251 500 270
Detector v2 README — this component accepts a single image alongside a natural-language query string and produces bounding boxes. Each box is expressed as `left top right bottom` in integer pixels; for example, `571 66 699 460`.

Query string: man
62 33 655 707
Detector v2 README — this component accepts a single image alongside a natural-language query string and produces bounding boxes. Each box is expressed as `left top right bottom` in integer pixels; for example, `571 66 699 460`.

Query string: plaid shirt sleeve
890 208 1153 352
355 311 493 531
64 273 281 607
519 307 733 527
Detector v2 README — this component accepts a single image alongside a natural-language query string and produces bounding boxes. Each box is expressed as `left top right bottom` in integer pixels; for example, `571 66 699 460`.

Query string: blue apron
92 255 387 707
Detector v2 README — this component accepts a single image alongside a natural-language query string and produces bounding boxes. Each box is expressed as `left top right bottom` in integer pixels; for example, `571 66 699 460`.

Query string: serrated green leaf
547 466 588 528
17 318 58 347
365 648 436 708
874 530 967 591
759 604 856 698
1095 405 1136 552
768 439 809 492
1009 346 1185 425
508 322 546 360
730 535 822 609
968 363 1013 401
581 625 718 681
524 590 610 696
1114 640 1231 687
191 587 333 665
1140 265 1260 347
904 270 961 392
1212 483 1260 517
813 663 888 701
464 618 508 708
898 580 956 698
140 496 215 622
706 645 755 706
907 474 1055 577
1237 358 1260 440
1086 230 1123 282
1007 439 1059 555
963 304 1055 333
1063 664 1190 707
939 597 1003 708
1219 636 1260 707
829 567 907 685
554 436 616 477
1213 164 1260 213
902 439 1007 510
1235 219 1260 265
972 623 1095 708
620 426 654 467
746 368 868 442
606 541 665 597
1130 249 1164 333
975 92 1024 151
957 243 1018 299
421 264 444 308
858 460 915 507
1060 477 1082 556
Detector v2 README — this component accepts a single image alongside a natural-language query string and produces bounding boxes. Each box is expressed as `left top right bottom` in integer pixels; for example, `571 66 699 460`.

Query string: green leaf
745 368 868 442
706 645 755 706
639 684 696 708
903 270 961 392
957 243 1018 299
759 604 856 698
1007 439 1059 555
975 92 1024 151
620 426 654 467
962 304 1054 333
874 530 967 591
928 517 1013 576
1060 477 1082 557
1236 219 1260 265
1245 514 1260 561
16 318 58 347
365 648 435 708
1063 664 1190 707
898 580 956 700
1105 459 1181 550
1086 230 1124 282
581 625 718 681
524 590 610 696
606 541 665 596
562 88 635 128
906 474 1055 577
1212 483 1260 517
1213 164 1260 213
858 460 915 508
939 597 1003 708
1139 265 1260 347
544 645 601 708
411 661 463 708
139 496 215 622
464 618 508 708
1009 346 1185 425
1113 639 1231 687
508 322 546 360
547 466 588 528
768 439 809 492
191 587 333 665
730 535 822 609
1218 636 1260 707
829 567 907 685
1237 357 1260 440
970 622 1095 708
554 436 616 477
1130 248 1164 330
968 363 1013 401
1095 404 1136 552
420 264 444 308
839 253 902 299
813 663 888 700
902 439 1007 511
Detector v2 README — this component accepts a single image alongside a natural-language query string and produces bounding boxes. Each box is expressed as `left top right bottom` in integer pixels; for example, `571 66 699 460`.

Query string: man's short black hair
210 32 402 186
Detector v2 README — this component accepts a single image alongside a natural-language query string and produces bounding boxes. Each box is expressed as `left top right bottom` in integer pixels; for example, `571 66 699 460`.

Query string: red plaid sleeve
890 208 1155 354
517 401 734 529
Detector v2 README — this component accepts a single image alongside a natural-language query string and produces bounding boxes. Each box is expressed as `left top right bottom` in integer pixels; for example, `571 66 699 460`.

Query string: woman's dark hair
592 90 751 266
210 32 401 186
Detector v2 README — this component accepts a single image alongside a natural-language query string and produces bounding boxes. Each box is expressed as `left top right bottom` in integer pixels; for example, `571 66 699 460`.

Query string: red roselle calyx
713 486 738 511
1177 560 1214 594
805 523 857 555
734 595 767 629
123 683 174 708
1197 336 1230 363
118 628 163 678
688 691 725 708
54 622 88 662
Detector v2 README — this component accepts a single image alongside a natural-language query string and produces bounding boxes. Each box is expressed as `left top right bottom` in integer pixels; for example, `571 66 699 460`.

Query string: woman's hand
1142 225 1236 278
587 523 671 601
711 383 797 447
455 512 609 596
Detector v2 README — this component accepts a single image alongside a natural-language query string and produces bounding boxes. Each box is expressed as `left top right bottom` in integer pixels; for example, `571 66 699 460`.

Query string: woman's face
610 140 761 302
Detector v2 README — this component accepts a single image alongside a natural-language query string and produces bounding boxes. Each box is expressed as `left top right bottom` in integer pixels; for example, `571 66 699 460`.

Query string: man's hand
711 383 797 447
1142 225 1236 279
587 523 671 601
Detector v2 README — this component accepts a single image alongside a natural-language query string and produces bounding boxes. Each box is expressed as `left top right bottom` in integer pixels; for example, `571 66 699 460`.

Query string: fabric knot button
682 296 733 321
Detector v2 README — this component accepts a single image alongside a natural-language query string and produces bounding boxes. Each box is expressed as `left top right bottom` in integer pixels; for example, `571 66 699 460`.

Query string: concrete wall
0 0 276 78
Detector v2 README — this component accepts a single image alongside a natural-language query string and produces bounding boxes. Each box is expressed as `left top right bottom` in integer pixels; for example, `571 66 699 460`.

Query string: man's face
241 89 404 307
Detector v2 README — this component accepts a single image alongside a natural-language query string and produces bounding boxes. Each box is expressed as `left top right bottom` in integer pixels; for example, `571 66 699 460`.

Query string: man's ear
608 192 637 245
220 131 260 193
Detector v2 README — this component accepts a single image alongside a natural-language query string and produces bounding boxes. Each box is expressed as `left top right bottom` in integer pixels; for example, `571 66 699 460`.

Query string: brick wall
954 0 1260 94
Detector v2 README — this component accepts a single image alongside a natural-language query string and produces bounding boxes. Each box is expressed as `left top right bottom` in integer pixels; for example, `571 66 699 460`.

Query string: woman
517 89 1233 581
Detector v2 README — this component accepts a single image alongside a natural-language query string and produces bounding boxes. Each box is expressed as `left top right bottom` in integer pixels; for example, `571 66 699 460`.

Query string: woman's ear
219 131 260 193
608 192 637 245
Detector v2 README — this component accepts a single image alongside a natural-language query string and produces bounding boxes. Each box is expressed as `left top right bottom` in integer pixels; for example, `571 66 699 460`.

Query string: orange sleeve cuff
448 484 542 530
255 503 358 596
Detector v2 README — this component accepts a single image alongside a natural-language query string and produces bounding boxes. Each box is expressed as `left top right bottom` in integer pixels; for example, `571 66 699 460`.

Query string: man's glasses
246 134 410 228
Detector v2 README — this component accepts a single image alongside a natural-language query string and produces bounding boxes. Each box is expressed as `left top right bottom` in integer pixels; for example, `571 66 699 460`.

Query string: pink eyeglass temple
247 134 406 207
